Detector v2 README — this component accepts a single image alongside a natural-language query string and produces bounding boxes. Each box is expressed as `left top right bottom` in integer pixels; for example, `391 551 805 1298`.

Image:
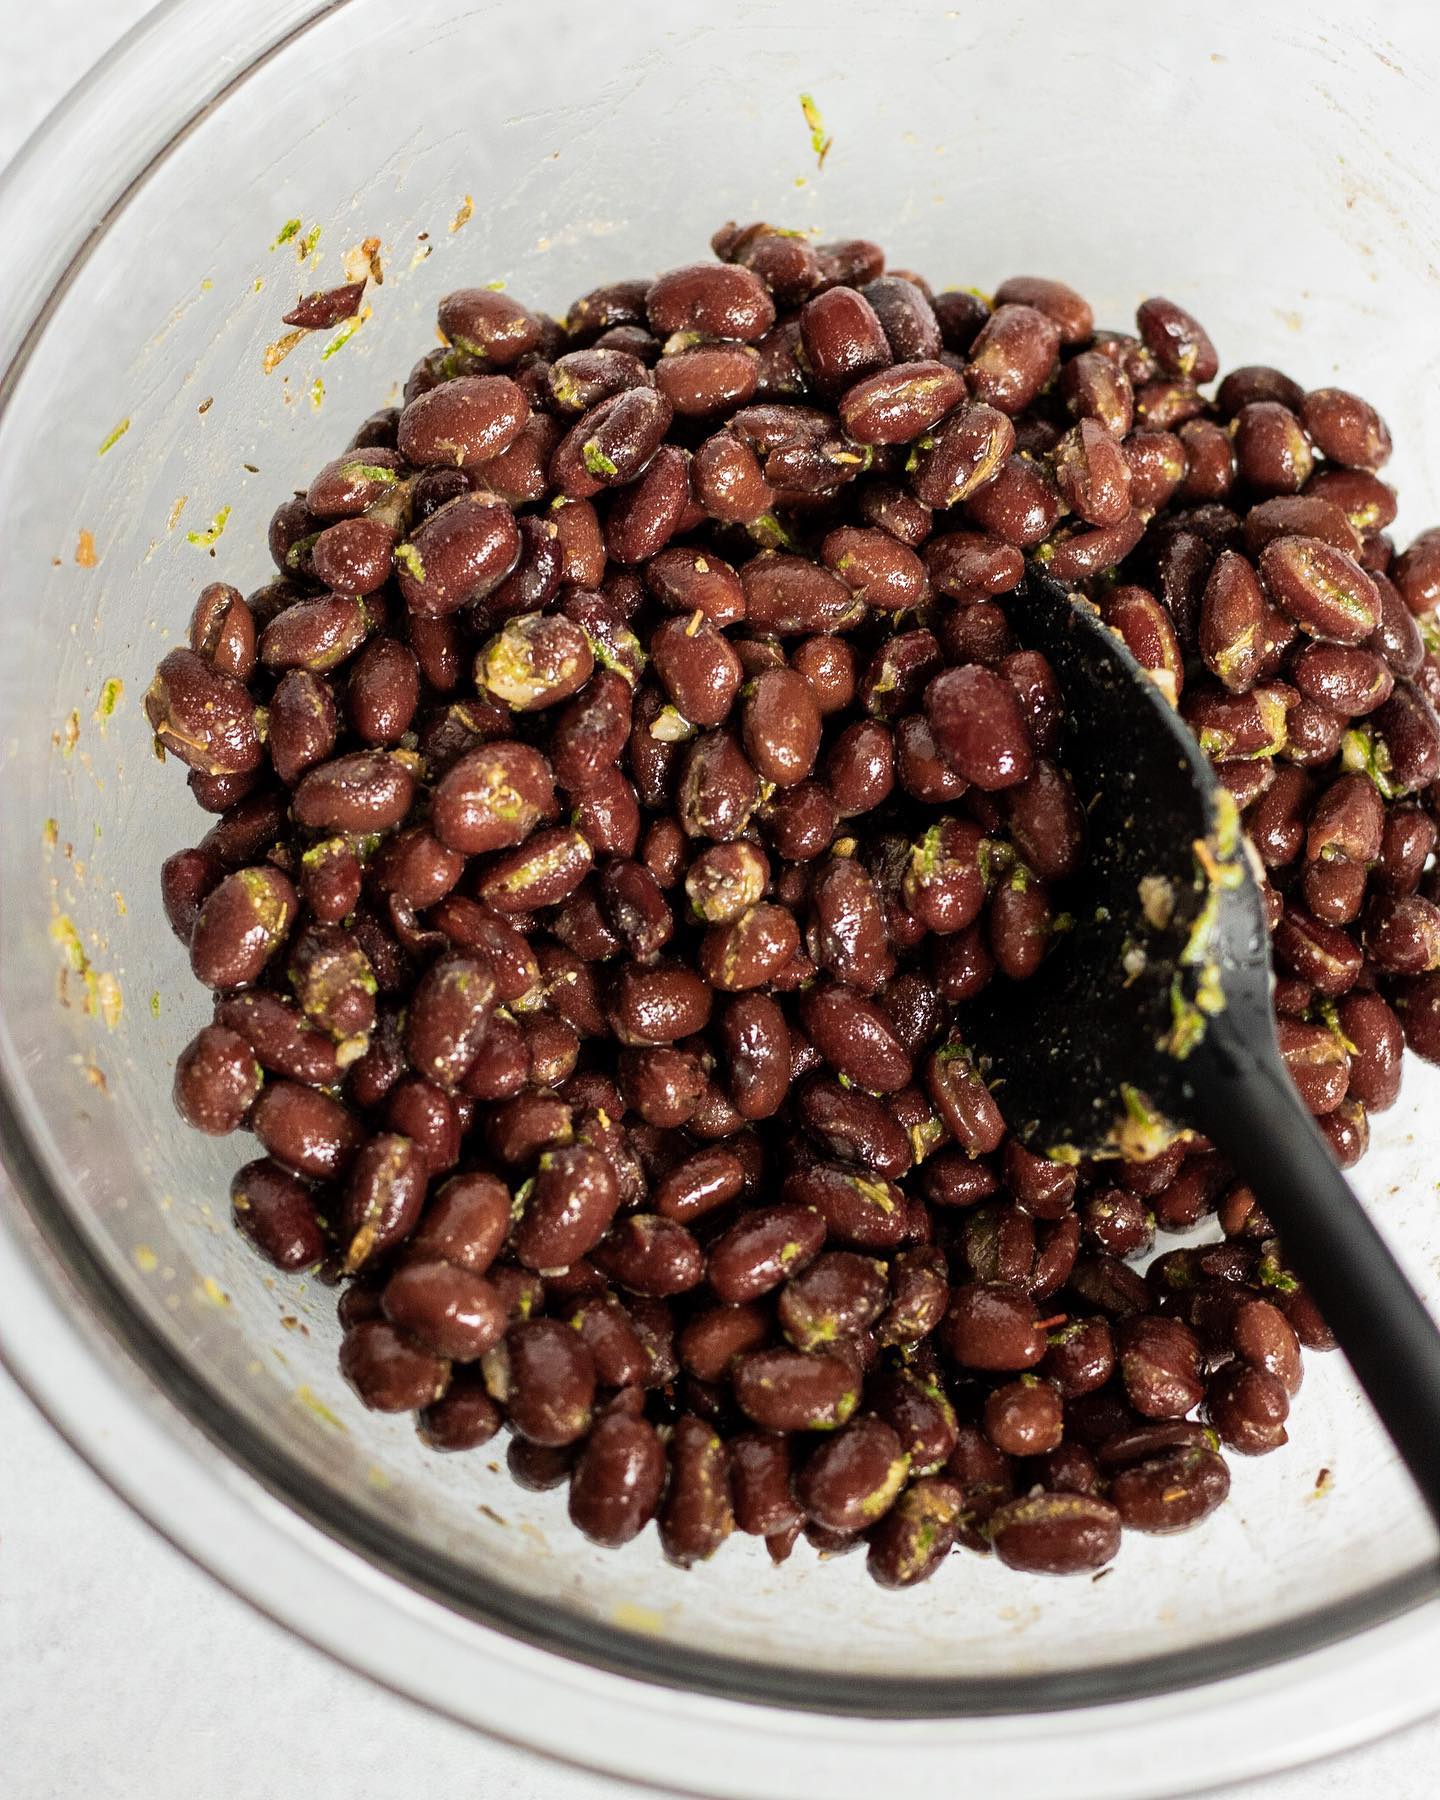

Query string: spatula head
963 569 1272 1159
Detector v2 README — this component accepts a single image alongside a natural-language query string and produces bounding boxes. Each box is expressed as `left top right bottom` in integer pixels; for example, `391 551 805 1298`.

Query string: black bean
944 1281 1044 1370
732 1348 859 1432
987 1492 1121 1574
512 1144 620 1269
652 1414 733 1566
1110 1446 1231 1533
230 1159 325 1269
569 1413 666 1546
798 1416 909 1531
146 649 262 776
496 1317 596 1445
190 867 298 990
383 1260 505 1361
419 1374 503 1452
867 1476 964 1588
341 1323 450 1413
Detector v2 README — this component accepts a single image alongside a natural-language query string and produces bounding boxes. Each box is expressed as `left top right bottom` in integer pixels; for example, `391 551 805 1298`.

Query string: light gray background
0 6 1435 1797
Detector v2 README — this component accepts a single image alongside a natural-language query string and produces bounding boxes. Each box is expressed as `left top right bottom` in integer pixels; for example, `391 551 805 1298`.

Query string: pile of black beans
145 221 1440 1586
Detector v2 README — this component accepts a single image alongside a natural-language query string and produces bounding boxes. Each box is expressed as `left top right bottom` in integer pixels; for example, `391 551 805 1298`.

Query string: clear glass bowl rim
0 0 1436 1731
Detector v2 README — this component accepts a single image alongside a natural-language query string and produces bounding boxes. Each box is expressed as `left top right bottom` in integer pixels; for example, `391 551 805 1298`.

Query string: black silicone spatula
965 566 1440 1523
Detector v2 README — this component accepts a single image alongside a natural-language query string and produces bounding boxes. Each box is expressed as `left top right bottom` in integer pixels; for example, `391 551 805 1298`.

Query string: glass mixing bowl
4 1 1440 1792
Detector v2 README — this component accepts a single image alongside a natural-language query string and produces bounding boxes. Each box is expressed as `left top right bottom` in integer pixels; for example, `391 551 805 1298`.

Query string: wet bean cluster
147 222 1440 1586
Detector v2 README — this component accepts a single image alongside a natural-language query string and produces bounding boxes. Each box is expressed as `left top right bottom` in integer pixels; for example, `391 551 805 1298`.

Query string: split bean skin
151 221 1440 1590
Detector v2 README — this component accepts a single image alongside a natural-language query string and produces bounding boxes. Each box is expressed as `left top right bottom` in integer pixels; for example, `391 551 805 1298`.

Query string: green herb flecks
343 461 399 488
1165 975 1207 1061
581 439 619 479
321 317 363 360
187 506 231 548
799 92 833 168
394 543 426 582
1341 725 1402 800
1317 996 1360 1056
1256 1249 1299 1294
746 512 796 551
548 367 585 411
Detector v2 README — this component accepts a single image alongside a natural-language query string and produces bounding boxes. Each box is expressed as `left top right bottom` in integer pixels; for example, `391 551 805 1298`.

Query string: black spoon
966 566 1440 1524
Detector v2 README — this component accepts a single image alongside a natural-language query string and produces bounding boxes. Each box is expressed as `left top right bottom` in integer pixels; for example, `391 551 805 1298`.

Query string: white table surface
1 7 1437 1798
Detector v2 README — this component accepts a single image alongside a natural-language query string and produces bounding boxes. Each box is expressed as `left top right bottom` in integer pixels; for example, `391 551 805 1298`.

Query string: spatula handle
1193 1020 1440 1529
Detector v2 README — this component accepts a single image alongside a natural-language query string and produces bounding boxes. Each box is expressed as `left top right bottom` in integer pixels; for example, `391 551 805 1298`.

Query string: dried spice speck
75 529 97 567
